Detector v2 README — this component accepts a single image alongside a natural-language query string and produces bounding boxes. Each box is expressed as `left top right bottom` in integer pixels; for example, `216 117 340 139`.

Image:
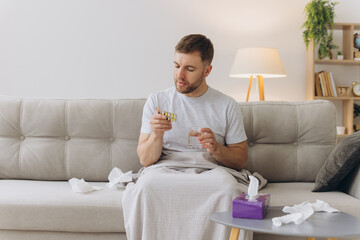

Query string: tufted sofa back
0 97 145 181
239 101 336 182
0 97 336 182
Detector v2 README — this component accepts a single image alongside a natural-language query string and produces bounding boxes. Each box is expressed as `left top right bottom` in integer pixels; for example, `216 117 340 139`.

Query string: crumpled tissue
106 167 133 190
68 178 103 193
68 167 134 193
272 200 339 226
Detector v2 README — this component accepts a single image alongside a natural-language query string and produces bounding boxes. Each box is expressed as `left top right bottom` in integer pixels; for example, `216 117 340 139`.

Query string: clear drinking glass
188 129 202 148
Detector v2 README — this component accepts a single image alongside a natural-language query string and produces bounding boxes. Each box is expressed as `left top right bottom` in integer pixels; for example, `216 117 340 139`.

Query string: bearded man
122 34 257 240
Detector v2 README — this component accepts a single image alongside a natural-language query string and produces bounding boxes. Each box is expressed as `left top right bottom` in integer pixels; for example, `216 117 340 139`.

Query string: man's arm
137 111 172 167
137 133 163 167
211 141 248 170
198 128 248 170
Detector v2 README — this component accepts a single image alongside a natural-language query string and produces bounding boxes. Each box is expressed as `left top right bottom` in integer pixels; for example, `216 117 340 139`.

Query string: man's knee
135 171 162 193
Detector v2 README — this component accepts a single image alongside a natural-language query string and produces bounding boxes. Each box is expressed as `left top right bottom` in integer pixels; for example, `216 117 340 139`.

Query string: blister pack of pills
155 107 177 122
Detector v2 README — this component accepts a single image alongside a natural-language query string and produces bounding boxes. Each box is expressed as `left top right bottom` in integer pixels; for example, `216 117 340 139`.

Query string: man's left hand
198 128 218 154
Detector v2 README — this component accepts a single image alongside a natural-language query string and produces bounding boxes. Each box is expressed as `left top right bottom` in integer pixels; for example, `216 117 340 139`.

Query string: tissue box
232 192 270 219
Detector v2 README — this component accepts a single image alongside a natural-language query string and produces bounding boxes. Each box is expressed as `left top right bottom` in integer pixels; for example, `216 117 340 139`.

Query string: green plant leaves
302 0 339 58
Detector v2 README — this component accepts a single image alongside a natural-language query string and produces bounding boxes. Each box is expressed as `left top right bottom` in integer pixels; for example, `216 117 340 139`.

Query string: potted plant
337 50 343 60
320 33 339 59
302 0 339 59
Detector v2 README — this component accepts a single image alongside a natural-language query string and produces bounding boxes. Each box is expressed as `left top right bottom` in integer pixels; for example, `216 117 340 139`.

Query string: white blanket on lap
122 152 267 240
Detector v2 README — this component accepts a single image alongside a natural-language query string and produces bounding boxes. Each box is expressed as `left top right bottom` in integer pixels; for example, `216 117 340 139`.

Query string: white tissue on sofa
272 200 339 226
106 167 133 189
68 178 103 193
68 167 134 193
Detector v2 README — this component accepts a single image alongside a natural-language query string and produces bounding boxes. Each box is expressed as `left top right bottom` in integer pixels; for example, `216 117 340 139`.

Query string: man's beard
175 73 205 94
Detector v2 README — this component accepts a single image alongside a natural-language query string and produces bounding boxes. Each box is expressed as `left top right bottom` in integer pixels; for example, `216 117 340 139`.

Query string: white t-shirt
140 86 247 155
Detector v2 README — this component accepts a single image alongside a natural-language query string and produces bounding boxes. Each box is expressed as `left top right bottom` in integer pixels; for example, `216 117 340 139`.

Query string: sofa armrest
340 164 360 200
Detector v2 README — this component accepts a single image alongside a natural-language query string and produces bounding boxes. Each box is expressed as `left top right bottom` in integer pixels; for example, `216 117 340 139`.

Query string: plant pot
318 49 333 60
328 50 333 59
337 55 344 60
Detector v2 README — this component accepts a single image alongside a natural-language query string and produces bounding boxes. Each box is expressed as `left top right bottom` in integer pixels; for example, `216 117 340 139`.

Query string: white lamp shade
229 48 286 78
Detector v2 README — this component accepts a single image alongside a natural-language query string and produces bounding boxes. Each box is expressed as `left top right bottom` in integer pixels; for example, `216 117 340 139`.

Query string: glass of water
188 129 202 148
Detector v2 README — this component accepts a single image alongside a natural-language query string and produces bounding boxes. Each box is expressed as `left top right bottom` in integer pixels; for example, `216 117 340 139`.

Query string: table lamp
229 48 286 101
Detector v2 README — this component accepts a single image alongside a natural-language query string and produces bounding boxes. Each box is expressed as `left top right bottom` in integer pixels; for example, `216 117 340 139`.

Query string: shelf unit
306 23 360 135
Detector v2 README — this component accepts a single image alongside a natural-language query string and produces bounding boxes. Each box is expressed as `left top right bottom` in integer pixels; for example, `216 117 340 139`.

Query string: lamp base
246 75 265 102
258 75 265 101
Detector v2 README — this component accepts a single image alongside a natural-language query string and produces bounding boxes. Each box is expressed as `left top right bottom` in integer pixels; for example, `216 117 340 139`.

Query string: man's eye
187 68 195 72
174 65 180 68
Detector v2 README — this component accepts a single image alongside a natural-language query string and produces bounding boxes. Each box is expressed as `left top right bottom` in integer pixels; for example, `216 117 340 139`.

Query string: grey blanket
122 152 267 240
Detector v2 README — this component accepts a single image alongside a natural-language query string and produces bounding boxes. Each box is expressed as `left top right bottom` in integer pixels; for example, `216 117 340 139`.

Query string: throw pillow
313 131 360 192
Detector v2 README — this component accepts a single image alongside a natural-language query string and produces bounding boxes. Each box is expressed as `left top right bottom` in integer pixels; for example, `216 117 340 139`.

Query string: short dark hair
175 34 214 65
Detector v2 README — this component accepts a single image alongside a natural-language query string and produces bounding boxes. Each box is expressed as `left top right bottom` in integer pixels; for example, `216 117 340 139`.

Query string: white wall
0 0 359 101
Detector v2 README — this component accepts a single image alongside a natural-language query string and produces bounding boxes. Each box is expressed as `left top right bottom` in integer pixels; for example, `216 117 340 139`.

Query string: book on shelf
314 72 322 96
329 72 337 97
325 72 334 96
315 71 337 97
318 71 328 96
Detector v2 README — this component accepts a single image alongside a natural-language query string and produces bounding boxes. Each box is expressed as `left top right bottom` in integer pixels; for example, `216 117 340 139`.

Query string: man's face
173 51 212 97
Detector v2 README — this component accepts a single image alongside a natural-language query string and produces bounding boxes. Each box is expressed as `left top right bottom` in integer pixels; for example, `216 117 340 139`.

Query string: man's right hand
137 108 172 167
150 108 172 136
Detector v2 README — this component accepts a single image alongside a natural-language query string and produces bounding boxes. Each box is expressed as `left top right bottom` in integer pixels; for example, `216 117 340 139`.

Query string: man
123 34 256 240
137 34 248 169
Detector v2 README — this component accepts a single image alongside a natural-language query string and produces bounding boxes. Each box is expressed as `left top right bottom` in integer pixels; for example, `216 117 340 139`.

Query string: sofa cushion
0 97 145 181
264 182 360 218
0 180 125 232
313 131 360 192
240 100 336 182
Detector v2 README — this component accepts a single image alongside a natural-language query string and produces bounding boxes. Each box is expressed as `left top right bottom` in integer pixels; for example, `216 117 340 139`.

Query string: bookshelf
306 23 360 136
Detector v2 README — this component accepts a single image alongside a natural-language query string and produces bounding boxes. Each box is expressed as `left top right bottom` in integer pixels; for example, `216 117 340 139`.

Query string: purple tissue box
232 192 270 219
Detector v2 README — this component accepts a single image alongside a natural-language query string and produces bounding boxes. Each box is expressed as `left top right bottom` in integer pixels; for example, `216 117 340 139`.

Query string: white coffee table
211 206 360 240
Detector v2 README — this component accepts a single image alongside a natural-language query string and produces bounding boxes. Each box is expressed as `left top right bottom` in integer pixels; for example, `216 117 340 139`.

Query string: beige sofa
0 97 359 240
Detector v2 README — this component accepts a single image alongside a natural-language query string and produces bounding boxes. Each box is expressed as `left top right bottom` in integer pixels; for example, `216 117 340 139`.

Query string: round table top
211 206 360 238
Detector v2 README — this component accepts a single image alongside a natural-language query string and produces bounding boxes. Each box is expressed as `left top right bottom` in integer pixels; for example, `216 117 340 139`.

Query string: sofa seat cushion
0 180 125 232
265 182 360 218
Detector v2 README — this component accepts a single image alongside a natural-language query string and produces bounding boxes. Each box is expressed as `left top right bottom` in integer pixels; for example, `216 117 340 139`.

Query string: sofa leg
229 227 240 240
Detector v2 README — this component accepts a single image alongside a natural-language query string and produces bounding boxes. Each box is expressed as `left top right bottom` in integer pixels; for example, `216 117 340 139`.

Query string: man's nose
177 68 186 80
